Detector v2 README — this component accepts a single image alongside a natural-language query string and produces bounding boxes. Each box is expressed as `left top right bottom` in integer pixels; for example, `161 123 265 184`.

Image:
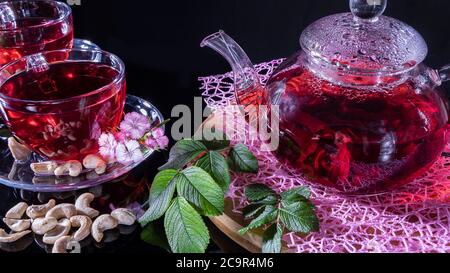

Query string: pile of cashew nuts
0 193 136 253
8 137 107 178
30 154 107 177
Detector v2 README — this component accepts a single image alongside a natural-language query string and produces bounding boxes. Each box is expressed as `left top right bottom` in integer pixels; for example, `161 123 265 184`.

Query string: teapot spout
201 31 265 107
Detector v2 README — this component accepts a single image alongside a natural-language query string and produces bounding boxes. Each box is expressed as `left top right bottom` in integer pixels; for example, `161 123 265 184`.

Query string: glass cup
0 0 74 67
0 49 127 161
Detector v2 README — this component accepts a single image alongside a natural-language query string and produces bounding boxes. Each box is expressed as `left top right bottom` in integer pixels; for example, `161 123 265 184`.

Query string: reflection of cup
0 0 73 67
0 49 127 161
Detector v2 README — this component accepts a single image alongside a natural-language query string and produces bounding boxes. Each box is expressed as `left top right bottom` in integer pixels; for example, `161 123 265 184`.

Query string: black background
69 0 450 121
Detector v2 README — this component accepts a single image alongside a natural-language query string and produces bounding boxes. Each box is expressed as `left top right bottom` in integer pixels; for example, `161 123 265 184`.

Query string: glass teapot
201 0 450 194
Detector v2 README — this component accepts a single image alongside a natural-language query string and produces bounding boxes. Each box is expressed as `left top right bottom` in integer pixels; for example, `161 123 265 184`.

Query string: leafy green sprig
139 133 319 253
240 184 320 253
138 135 259 253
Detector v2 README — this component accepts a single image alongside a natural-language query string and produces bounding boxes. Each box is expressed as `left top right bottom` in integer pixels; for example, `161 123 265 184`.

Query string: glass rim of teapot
0 48 126 105
0 0 72 33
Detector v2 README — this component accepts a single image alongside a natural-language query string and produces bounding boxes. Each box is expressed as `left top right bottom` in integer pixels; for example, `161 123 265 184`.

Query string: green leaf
159 139 207 170
242 204 266 219
139 170 178 226
228 144 259 173
281 187 311 200
242 195 278 220
239 205 278 234
262 223 283 253
196 151 231 192
140 221 171 252
279 201 319 233
164 197 210 253
245 184 276 202
200 130 231 151
176 166 224 216
254 195 278 206
280 187 311 206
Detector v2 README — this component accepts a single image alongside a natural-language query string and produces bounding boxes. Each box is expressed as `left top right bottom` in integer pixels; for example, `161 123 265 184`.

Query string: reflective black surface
0 153 247 253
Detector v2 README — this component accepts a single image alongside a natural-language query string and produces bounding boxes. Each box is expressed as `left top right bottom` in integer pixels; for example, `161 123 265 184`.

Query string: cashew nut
70 215 92 242
96 229 120 244
5 202 28 219
111 208 136 226
45 204 77 220
54 160 82 177
52 236 72 253
2 218 31 232
31 161 58 176
0 229 31 243
83 154 107 175
75 193 99 219
31 217 58 235
43 219 71 245
0 233 33 252
8 137 31 162
26 199 56 219
91 214 118 243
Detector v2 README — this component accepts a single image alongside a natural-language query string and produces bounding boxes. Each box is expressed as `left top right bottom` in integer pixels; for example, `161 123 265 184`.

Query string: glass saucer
0 95 164 192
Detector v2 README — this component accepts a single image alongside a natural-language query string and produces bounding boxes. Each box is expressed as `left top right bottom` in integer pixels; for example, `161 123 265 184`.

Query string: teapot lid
300 0 427 75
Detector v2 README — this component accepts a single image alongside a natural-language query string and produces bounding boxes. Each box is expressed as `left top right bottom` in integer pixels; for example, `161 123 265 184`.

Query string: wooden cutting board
210 199 291 253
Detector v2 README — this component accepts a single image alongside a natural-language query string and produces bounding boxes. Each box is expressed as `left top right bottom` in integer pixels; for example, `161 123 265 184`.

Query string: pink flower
114 131 127 143
144 128 169 150
120 112 151 140
152 128 165 138
98 133 118 163
115 140 144 165
144 137 158 151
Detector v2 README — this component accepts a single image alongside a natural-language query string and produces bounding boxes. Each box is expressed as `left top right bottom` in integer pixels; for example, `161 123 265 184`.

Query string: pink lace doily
199 59 450 253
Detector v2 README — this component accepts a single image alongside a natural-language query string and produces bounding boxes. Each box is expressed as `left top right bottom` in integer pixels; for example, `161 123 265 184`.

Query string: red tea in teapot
270 67 448 193
0 61 126 161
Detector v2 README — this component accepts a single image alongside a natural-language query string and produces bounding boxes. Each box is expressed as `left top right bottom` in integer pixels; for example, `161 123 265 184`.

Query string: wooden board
209 199 291 253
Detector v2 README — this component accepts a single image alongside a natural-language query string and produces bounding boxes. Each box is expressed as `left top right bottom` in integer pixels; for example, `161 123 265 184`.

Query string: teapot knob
350 0 387 22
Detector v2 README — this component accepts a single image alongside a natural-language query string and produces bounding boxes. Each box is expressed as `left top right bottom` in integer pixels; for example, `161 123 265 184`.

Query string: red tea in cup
0 0 73 67
0 50 127 161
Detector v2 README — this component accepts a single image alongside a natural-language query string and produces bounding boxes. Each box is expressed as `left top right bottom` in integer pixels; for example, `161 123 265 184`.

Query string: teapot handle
438 64 450 83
